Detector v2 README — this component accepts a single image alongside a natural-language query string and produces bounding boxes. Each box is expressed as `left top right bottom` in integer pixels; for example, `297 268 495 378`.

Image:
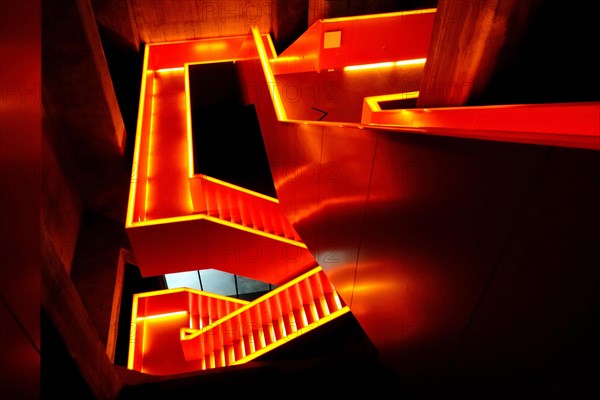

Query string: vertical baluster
300 279 319 324
269 296 284 340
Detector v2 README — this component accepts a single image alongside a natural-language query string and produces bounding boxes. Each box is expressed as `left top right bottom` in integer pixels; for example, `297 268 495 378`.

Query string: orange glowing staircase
128 266 350 375
189 175 303 243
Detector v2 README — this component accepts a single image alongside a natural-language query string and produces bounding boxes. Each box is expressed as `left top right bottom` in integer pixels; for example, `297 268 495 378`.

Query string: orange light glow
134 287 250 303
322 8 436 23
124 9 599 379
194 41 227 51
144 76 157 220
126 210 296 246
154 67 185 73
200 214 306 246
123 14 600 374
252 26 287 120
395 58 427 66
344 61 395 71
343 58 426 72
126 45 151 226
136 310 188 321
269 56 303 63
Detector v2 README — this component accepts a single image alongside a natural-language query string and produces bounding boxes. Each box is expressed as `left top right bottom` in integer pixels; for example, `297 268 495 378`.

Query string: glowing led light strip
344 58 426 72
322 8 436 22
345 61 395 71
395 58 427 66
144 77 157 220
252 26 287 120
133 287 250 304
126 46 150 226
266 34 278 59
136 310 188 321
153 67 185 73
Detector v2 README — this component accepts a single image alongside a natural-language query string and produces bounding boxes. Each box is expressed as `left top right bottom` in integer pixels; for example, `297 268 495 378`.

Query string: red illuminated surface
128 266 348 375
126 9 600 376
126 34 316 285
128 288 248 375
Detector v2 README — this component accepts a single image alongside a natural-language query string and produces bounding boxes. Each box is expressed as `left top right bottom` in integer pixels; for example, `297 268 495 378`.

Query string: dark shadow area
189 61 277 198
379 97 418 110
258 311 379 362
41 310 94 399
472 1 600 105
97 25 144 165
117 312 406 398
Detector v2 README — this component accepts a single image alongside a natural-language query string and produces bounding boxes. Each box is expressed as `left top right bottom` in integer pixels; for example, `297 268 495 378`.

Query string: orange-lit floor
136 312 202 376
275 64 424 122
146 69 194 220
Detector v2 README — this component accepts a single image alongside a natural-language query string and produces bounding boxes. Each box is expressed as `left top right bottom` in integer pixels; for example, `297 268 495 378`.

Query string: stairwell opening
188 60 277 198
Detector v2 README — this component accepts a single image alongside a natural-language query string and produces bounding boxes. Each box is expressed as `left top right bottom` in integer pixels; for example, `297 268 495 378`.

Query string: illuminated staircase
180 266 349 370
128 266 350 375
189 175 303 243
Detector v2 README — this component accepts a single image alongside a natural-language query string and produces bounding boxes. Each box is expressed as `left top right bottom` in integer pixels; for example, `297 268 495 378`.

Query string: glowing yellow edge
127 293 140 369
344 58 426 72
197 174 279 203
126 44 150 227
344 61 395 71
185 64 194 179
232 306 351 365
129 213 306 247
321 8 436 22
136 311 188 321
365 91 420 112
133 287 250 304
266 34 278 59
152 67 185 73
252 26 287 121
144 77 156 220
181 266 325 342
396 58 427 66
